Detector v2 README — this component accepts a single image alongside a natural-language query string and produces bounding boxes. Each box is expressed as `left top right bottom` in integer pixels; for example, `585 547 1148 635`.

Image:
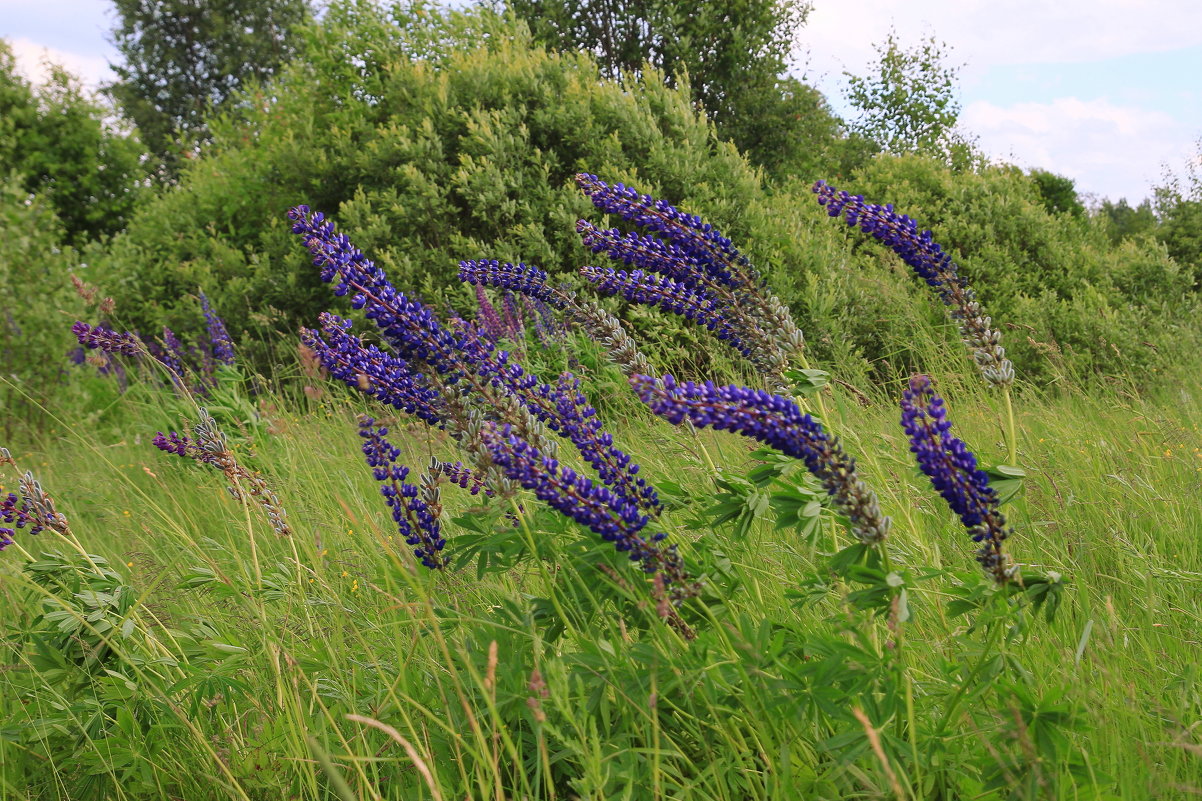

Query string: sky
4 0 1200 203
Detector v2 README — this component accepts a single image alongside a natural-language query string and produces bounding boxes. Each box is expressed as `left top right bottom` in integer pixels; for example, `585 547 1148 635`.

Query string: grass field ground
1 361 1200 800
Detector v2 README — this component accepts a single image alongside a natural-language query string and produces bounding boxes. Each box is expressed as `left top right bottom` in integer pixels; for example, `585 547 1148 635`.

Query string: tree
0 41 147 243
1097 197 1157 244
844 30 962 156
504 0 829 173
106 0 311 174
1029 169 1085 217
1153 138 1202 283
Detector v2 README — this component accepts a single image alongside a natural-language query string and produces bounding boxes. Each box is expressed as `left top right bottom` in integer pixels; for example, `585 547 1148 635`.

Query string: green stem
1003 386 1018 466
936 621 1003 736
508 498 580 639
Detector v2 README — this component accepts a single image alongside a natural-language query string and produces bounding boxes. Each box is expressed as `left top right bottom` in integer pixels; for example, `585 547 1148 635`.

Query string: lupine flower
153 408 292 537
72 321 145 358
160 327 188 382
573 175 804 387
632 375 891 545
292 206 679 587
359 417 446 569
481 423 695 599
459 258 656 377
900 375 1011 581
434 460 490 496
581 267 754 357
474 283 506 341
301 313 442 426
576 173 755 291
289 206 465 376
199 291 236 366
813 180 1014 387
501 291 523 340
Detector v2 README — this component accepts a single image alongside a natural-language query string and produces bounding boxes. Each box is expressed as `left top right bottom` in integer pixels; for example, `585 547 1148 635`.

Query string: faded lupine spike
153 408 292 537
481 423 696 598
813 180 1015 387
72 321 145 358
575 173 757 290
199 291 236 366
632 375 891 545
359 417 446 569
19 471 70 535
900 375 1012 582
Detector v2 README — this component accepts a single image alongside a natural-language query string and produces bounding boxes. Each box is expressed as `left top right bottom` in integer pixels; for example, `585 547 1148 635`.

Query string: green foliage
844 30 963 156
107 0 312 173
95 3 785 365
1029 168 1085 217
504 0 841 173
1097 197 1157 244
0 42 147 243
841 154 1200 382
0 178 84 433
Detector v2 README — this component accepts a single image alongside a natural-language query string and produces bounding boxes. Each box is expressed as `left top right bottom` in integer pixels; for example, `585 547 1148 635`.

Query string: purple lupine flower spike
900 375 1012 582
72 321 144 357
459 260 563 307
581 267 754 357
474 283 505 341
302 314 443 425
575 173 756 290
813 180 1014 387
288 206 465 377
632 375 891 545
481 423 693 598
358 416 446 569
199 290 236 365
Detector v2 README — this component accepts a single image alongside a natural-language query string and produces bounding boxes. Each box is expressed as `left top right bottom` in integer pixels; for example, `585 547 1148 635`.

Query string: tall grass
2 355 1199 799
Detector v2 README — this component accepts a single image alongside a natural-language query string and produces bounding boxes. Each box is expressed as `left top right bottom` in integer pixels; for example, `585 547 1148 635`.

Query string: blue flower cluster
72 290 238 396
459 259 558 306
289 206 464 377
2 491 39 549
481 424 691 592
576 173 754 290
571 175 802 384
301 313 442 426
359 417 446 570
900 375 1010 581
72 321 144 358
200 290 236 366
813 180 1014 387
290 206 683 588
632 374 891 545
580 267 752 357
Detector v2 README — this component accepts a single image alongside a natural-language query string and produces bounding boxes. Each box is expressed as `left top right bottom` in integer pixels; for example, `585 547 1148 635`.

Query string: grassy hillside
2 356 1199 799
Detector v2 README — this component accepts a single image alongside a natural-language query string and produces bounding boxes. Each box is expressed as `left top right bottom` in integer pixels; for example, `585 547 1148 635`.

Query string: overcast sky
4 0 1200 203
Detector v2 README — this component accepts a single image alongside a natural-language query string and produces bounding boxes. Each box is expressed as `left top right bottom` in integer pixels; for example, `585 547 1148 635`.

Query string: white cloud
8 36 111 88
960 97 1193 200
796 0 1202 79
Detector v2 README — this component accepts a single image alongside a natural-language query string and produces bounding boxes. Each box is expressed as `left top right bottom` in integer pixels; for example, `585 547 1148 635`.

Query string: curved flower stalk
631 375 891 546
900 375 1012 582
575 174 803 386
459 259 657 379
481 423 695 601
812 180 1014 389
359 417 446 569
153 408 292 537
290 207 683 590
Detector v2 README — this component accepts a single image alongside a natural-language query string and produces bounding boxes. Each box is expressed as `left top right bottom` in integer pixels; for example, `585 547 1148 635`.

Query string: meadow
1 181 1201 800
